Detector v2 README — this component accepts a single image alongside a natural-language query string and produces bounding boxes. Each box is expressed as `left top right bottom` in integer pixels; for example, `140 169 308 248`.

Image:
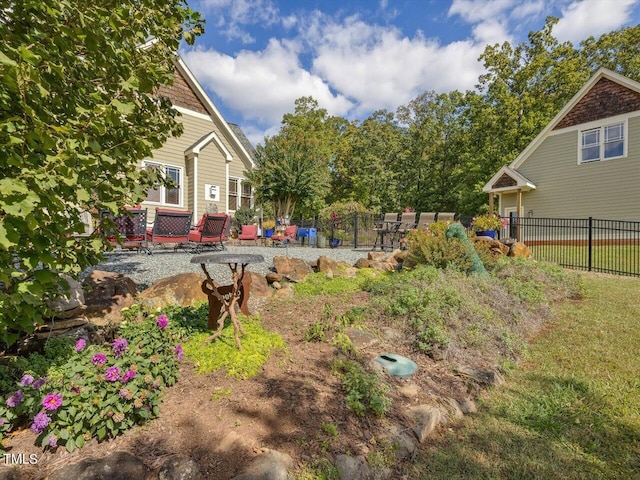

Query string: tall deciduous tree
247 97 338 220
396 91 470 213
0 0 203 343
329 110 404 212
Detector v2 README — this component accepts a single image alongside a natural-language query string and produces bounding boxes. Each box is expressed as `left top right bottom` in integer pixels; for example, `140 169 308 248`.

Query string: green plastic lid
374 353 418 378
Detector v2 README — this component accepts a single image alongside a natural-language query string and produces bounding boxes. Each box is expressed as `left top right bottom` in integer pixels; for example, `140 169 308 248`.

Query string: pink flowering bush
0 304 204 452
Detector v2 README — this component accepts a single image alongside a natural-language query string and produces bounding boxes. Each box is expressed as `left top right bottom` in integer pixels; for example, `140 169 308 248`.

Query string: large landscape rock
231 449 293 480
406 405 443 443
509 242 533 258
272 255 313 282
82 271 138 324
49 451 148 480
138 273 207 309
317 255 338 273
47 274 85 318
245 271 272 299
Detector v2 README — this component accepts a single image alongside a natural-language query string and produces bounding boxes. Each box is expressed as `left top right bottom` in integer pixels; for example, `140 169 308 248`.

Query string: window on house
580 122 625 163
228 178 238 211
241 182 252 209
144 162 182 206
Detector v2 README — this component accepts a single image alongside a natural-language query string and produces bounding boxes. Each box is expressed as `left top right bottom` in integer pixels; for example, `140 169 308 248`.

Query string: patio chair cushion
238 224 259 240
272 225 297 241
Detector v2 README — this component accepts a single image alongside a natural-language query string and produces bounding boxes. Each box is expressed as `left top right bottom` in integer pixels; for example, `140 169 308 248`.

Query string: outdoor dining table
191 253 264 350
372 220 401 251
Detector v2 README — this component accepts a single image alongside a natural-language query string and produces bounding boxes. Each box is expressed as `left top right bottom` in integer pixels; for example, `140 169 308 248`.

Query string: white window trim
227 177 253 213
577 119 628 165
142 161 184 208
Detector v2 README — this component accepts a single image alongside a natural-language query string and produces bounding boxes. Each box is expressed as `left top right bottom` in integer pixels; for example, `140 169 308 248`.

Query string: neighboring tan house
483 67 640 222
142 55 256 223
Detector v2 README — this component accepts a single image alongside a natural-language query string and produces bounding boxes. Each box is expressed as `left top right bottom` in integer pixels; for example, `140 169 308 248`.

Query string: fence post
353 213 359 249
588 216 593 272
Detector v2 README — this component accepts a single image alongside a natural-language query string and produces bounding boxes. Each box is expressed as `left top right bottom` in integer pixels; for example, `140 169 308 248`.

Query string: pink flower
75 338 87 352
105 367 121 382
175 344 184 361
31 412 51 434
32 378 46 389
92 353 107 365
42 393 63 411
156 314 169 329
6 390 23 408
112 338 128 357
121 370 136 383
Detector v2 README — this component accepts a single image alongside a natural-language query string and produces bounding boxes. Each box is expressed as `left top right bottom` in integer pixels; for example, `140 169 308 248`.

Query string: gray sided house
483 68 640 222
143 55 256 222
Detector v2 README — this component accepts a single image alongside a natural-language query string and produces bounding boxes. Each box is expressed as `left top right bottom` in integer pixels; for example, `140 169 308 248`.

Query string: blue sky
181 0 640 146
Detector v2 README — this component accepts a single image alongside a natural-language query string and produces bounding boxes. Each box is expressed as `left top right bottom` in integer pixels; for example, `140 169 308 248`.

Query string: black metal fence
498 216 640 277
292 213 640 277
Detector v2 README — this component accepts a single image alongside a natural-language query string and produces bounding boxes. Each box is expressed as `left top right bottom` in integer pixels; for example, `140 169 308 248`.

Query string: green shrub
232 206 256 233
332 359 391 417
492 257 584 302
332 332 358 357
305 321 330 342
0 311 186 452
406 227 472 272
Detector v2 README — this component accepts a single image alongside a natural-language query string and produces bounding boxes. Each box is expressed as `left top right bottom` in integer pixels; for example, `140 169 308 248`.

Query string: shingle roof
227 123 256 163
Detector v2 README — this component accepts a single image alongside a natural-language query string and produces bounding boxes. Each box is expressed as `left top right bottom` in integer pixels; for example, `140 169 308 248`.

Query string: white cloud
553 0 639 44
511 0 545 19
471 18 512 44
197 0 280 43
306 16 485 115
181 39 354 138
448 0 516 23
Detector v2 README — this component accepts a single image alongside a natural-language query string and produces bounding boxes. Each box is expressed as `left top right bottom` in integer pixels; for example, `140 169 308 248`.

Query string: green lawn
530 245 639 277
412 275 640 479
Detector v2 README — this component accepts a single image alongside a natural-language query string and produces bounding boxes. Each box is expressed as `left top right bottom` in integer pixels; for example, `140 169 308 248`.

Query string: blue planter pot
476 230 496 239
265 229 273 238
330 238 341 248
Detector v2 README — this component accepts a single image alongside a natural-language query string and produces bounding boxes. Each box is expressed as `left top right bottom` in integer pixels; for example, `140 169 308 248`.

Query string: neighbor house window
144 162 182 206
580 121 625 163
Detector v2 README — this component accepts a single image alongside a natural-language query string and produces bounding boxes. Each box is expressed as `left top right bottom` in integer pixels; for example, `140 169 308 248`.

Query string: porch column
488 192 494 215
516 188 522 242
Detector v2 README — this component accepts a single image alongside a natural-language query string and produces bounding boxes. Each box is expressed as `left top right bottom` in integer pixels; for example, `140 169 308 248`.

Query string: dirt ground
3 291 477 479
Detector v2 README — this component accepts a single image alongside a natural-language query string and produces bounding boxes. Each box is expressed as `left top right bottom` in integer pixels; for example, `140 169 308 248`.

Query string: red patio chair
146 208 193 253
101 207 150 254
188 213 229 252
237 224 259 245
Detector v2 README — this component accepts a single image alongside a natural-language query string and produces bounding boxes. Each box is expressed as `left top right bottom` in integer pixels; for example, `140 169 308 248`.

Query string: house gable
492 173 517 189
157 67 209 115
511 68 640 170
554 77 640 130
483 166 536 193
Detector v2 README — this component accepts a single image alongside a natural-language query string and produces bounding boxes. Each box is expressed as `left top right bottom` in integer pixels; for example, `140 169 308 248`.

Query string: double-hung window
241 182 252 208
580 121 625 164
228 178 238 211
144 162 182 206
228 178 252 211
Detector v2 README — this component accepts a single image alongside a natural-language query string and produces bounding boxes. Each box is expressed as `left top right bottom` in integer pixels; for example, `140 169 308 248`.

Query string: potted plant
262 219 275 238
330 229 346 248
232 206 256 235
471 214 503 239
